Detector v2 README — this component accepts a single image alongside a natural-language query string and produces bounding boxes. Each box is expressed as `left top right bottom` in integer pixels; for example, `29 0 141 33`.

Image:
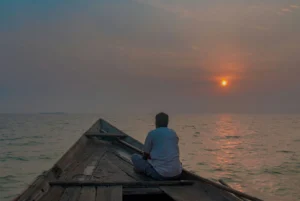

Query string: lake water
0 114 299 201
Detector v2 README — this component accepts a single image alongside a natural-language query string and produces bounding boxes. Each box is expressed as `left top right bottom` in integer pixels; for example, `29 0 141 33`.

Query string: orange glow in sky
221 80 228 87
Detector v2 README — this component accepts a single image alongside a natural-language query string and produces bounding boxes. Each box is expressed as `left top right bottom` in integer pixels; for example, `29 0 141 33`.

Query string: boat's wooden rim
85 132 127 138
49 180 195 187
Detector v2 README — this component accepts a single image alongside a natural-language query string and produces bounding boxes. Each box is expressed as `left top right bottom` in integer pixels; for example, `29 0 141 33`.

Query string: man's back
144 127 182 178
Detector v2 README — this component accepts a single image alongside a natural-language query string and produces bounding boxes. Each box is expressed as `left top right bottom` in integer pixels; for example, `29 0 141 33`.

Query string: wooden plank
65 145 108 181
183 176 263 201
55 135 89 174
49 180 194 187
38 186 65 201
62 146 94 180
116 139 143 154
60 141 96 180
86 119 101 133
92 152 136 182
123 188 163 195
106 151 153 181
219 180 246 201
16 172 52 201
191 180 242 201
85 133 126 138
58 145 107 201
59 187 81 201
96 186 122 201
161 183 213 201
78 187 96 201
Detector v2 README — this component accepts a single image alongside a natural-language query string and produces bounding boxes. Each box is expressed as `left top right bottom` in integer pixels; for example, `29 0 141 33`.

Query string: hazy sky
1 0 300 113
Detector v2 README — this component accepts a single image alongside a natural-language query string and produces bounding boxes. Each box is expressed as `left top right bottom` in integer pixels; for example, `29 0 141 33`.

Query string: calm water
0 114 299 201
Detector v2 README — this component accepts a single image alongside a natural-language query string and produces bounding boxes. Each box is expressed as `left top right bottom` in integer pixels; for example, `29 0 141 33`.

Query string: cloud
277 4 300 15
290 5 300 9
278 5 300 15
281 8 292 12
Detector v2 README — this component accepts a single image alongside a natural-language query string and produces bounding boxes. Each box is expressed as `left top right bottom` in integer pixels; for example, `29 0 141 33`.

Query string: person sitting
131 112 182 180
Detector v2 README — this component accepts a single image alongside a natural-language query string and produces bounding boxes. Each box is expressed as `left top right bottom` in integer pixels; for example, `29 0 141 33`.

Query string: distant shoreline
39 112 66 115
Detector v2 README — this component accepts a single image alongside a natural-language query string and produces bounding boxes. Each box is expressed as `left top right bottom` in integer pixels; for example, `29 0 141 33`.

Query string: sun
221 80 228 87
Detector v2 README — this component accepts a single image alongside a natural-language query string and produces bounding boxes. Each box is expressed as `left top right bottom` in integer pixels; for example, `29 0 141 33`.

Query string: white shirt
143 127 182 177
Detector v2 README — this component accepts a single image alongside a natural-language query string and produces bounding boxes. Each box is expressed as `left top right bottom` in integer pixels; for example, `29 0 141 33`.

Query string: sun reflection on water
213 114 245 191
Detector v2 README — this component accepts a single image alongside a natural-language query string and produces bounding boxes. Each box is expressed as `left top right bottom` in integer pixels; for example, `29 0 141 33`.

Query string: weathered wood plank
92 152 136 182
58 143 107 201
161 183 213 201
65 145 108 181
38 186 65 201
16 172 52 201
194 180 242 201
180 170 262 201
122 188 163 195
59 187 81 201
115 139 143 154
106 151 153 181
78 187 96 201
60 143 96 180
86 120 101 133
56 135 89 174
49 180 194 187
96 186 122 201
219 180 246 201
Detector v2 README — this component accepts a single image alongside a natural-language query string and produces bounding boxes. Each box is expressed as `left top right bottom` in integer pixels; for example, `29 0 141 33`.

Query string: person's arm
143 132 152 160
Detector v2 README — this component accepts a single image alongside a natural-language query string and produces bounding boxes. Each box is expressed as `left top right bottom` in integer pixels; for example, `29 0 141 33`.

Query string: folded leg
131 154 164 180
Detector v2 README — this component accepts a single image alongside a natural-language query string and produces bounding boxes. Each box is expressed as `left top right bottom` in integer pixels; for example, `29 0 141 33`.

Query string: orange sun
221 80 228 87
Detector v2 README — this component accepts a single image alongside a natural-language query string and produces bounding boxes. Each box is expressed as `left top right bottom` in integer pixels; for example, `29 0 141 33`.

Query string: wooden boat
13 119 263 201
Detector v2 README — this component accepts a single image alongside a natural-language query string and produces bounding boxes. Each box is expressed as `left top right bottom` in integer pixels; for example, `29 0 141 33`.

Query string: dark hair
155 112 169 128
